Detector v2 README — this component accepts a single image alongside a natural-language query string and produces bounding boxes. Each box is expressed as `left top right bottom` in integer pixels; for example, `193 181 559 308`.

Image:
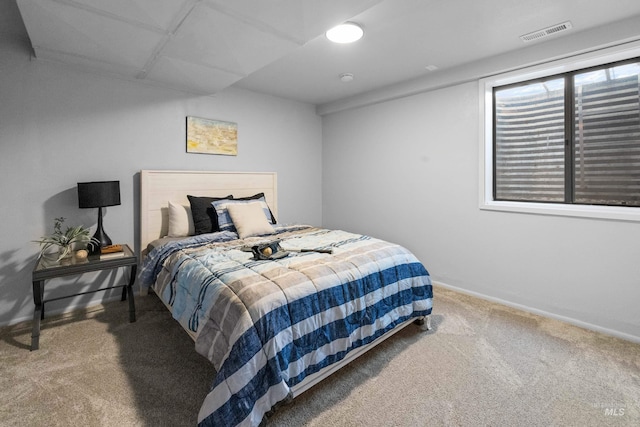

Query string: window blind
494 81 566 202
574 74 640 206
493 59 640 207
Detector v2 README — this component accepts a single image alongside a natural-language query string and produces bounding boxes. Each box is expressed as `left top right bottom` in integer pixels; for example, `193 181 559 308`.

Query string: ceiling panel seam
51 0 168 35
137 0 201 79
203 1 305 46
33 45 141 69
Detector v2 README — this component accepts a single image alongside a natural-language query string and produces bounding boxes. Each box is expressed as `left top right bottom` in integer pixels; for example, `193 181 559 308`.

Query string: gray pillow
187 195 233 235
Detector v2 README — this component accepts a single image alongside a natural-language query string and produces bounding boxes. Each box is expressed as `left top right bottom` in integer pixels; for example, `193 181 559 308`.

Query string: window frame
479 41 640 222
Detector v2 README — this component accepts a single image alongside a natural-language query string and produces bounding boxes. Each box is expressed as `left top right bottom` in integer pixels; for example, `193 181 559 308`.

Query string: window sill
480 200 640 222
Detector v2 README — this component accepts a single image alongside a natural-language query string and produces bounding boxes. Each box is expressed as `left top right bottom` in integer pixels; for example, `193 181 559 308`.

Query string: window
480 43 640 221
494 59 640 206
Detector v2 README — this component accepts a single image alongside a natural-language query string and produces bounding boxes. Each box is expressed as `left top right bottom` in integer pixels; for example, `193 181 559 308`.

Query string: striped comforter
139 225 432 426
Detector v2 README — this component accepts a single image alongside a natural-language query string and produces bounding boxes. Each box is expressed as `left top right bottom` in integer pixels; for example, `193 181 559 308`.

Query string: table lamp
77 181 121 255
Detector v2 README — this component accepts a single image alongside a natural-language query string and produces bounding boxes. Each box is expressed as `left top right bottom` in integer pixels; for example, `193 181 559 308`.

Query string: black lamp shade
78 181 121 208
77 181 121 255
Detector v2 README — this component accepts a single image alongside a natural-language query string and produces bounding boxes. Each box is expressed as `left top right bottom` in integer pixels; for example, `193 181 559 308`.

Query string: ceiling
13 0 640 107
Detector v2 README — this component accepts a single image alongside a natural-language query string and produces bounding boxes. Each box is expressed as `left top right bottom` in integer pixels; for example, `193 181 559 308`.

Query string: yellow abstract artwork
186 116 238 156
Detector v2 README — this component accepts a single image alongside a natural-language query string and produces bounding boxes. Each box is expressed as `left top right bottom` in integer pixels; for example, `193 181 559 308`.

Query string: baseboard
4 293 126 328
432 280 640 344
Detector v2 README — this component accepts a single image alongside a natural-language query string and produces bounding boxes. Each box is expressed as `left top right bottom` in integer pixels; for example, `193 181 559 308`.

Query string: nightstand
31 244 137 350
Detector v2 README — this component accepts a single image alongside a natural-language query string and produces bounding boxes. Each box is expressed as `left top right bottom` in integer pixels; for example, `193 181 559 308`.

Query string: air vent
520 21 573 43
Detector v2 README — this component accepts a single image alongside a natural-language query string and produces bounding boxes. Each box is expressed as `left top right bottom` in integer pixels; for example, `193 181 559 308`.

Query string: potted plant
34 217 97 261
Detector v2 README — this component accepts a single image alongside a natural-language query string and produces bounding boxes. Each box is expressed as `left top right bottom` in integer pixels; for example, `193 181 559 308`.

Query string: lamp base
88 207 113 255
88 231 113 255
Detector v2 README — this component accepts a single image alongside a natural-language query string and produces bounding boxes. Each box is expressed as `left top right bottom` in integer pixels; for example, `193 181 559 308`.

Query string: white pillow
167 201 194 237
227 201 275 239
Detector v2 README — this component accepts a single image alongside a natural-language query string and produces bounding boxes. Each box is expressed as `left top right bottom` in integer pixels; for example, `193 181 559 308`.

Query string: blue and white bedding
139 225 432 426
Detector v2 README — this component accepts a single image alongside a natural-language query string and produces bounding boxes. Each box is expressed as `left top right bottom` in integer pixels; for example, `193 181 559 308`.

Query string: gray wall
0 29 322 326
322 21 640 342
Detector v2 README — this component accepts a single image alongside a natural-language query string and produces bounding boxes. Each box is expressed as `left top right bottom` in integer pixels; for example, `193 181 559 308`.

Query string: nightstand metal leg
31 280 44 351
127 264 137 322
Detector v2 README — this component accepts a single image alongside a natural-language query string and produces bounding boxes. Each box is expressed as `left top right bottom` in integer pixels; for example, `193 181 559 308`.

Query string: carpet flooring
1 285 638 426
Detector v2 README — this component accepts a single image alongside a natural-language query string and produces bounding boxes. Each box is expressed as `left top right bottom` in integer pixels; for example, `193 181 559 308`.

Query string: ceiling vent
520 21 573 43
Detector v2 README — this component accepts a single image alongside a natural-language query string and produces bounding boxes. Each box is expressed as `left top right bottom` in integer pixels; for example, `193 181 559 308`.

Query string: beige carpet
1 285 639 426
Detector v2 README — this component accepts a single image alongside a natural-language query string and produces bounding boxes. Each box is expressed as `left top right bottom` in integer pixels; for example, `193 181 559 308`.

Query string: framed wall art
186 116 238 156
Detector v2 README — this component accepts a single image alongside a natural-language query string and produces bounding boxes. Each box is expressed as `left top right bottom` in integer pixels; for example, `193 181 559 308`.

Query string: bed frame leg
414 315 431 331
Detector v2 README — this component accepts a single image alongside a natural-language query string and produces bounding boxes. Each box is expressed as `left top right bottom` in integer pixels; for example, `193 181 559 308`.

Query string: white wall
322 71 640 343
0 30 322 326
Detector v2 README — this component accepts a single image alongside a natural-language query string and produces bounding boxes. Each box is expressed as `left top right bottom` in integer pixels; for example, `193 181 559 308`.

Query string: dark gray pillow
187 195 233 235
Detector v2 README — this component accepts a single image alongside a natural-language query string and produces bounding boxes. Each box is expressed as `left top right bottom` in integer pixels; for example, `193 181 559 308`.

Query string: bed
138 170 433 426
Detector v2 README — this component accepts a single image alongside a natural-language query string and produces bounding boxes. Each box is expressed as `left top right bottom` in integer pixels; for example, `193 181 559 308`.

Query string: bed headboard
140 170 277 254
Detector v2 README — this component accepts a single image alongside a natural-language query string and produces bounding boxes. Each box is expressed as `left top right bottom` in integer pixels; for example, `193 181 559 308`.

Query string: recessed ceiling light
326 22 364 44
340 73 354 83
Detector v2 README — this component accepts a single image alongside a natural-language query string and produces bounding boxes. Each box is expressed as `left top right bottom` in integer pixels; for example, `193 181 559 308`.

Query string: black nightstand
31 244 137 350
